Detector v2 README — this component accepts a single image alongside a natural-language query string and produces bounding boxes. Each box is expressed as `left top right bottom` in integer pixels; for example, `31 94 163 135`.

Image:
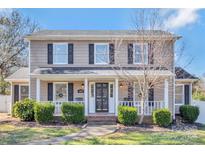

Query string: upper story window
134 43 148 64
53 43 68 64
94 43 109 64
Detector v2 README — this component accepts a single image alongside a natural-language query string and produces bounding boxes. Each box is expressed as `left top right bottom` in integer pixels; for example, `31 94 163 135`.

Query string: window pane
96 54 108 64
175 85 183 104
110 84 113 98
91 84 94 97
20 86 29 100
55 83 67 101
135 44 142 63
95 44 108 64
96 45 107 54
53 44 68 64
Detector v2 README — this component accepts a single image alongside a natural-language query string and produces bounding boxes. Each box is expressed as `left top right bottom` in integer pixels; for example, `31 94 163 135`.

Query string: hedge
152 109 172 127
12 98 36 121
34 102 55 123
179 105 199 123
61 102 85 124
118 105 138 125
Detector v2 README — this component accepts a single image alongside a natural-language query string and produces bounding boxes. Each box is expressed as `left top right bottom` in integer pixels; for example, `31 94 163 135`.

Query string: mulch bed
116 116 203 133
0 113 83 129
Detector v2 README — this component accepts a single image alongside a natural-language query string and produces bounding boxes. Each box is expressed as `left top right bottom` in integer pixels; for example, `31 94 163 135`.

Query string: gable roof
175 67 198 80
5 67 29 82
25 30 181 41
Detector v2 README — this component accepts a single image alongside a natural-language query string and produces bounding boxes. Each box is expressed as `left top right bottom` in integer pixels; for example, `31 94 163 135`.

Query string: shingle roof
25 30 181 40
28 30 174 36
5 67 29 82
175 67 198 80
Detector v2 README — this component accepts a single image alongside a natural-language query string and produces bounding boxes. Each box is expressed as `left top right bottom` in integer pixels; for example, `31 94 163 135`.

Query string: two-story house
5 30 197 123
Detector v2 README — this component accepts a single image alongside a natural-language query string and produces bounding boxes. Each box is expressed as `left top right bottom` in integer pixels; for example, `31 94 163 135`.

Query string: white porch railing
42 101 84 116
119 101 164 115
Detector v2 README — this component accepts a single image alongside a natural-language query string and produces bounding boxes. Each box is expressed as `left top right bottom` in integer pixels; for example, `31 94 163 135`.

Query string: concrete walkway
26 124 117 145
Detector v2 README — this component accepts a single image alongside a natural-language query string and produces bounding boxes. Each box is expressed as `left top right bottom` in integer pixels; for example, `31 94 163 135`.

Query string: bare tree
0 9 39 94
112 9 182 124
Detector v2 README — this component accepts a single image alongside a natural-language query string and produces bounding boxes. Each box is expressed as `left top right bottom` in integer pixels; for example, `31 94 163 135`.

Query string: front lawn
64 126 205 145
0 123 80 144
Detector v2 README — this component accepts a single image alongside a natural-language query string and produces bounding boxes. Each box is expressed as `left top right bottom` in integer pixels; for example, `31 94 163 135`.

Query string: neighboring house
5 30 197 122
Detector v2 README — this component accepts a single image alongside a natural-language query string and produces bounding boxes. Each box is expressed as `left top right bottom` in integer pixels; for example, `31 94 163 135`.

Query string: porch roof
31 67 174 79
5 67 29 82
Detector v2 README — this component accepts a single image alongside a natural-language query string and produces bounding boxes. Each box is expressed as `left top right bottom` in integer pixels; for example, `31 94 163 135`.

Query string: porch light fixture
81 83 84 88
120 83 123 88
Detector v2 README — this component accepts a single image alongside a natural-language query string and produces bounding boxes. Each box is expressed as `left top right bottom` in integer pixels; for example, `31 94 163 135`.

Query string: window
53 43 68 64
175 85 184 104
54 83 67 101
91 84 94 97
19 85 29 100
134 43 148 64
110 84 113 98
95 43 109 64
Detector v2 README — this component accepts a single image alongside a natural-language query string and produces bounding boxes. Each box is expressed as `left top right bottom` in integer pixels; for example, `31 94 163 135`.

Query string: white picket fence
193 100 205 124
0 95 11 113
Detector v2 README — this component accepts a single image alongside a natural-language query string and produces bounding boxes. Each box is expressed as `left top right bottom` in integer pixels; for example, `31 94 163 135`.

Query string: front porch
34 78 170 117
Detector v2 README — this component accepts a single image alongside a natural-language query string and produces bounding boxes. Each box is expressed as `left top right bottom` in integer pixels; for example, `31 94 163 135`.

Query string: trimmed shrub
179 105 199 123
34 102 55 124
152 109 172 127
118 105 138 125
11 103 18 117
12 98 36 121
61 102 85 124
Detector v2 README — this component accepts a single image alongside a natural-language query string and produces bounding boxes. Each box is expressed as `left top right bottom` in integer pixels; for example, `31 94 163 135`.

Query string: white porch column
36 78 40 101
84 78 88 116
164 79 169 108
115 78 119 116
9 82 13 114
190 83 193 105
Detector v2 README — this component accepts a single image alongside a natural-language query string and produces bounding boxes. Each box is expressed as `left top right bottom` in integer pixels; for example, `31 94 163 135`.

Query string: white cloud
163 8 200 30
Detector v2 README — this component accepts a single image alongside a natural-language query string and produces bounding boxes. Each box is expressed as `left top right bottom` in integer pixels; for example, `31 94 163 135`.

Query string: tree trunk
138 99 144 124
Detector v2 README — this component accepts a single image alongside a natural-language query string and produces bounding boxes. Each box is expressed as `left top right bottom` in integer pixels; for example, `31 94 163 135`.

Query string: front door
96 83 108 112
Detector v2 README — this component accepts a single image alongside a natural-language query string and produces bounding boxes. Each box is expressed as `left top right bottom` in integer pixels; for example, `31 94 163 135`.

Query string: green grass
64 126 205 145
0 123 80 144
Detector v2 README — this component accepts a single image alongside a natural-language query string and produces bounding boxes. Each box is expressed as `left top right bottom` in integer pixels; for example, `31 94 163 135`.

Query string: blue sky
19 8 205 77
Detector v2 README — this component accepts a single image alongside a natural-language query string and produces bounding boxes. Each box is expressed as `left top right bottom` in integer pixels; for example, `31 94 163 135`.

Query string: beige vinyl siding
30 40 174 72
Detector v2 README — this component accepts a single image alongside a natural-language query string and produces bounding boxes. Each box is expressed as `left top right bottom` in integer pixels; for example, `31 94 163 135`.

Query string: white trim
175 84 184 105
36 79 40 101
53 43 68 65
164 79 169 108
84 78 88 116
115 78 119 116
19 84 29 101
5 79 29 82
133 43 148 65
94 43 109 65
190 83 193 105
53 82 68 101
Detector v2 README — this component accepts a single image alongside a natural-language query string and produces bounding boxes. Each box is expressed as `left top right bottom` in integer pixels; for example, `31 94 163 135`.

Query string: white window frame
53 43 68 64
19 84 29 101
94 43 109 65
175 84 184 105
133 43 148 64
53 82 68 101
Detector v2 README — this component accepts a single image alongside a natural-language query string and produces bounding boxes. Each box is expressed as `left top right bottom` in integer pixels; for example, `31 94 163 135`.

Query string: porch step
87 115 117 125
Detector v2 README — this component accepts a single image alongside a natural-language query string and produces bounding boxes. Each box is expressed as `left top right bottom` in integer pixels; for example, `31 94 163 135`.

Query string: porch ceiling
31 67 174 80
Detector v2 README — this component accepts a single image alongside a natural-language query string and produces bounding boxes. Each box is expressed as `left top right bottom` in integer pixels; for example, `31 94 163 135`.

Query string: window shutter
128 83 133 101
184 85 190 105
148 88 154 106
128 44 133 64
109 44 115 64
89 44 94 64
14 85 19 103
68 44 73 64
48 44 53 64
48 83 53 101
148 43 154 64
68 83 74 101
